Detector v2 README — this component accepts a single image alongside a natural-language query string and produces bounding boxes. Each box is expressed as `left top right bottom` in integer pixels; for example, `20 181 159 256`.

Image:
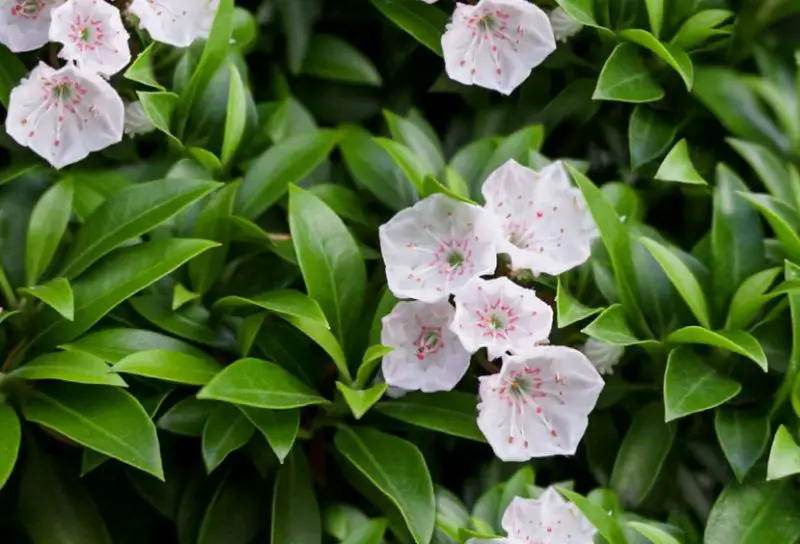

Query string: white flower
6 62 124 169
442 0 556 95
451 277 552 360
128 0 219 48
380 300 471 392
379 194 499 303
482 159 592 276
549 7 582 43
0 0 65 52
477 346 604 461
467 487 596 544
124 100 155 138
541 160 598 240
581 338 623 375
49 0 131 76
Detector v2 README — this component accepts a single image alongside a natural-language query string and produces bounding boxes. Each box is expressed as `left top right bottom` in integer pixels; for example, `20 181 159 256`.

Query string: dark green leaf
620 29 693 90
239 406 299 463
0 404 20 490
302 35 382 86
629 105 679 169
715 409 771 483
130 294 222 348
197 475 268 544
277 0 317 74
664 346 741 421
556 278 603 328
272 448 322 543
477 125 544 184
385 110 444 176
375 391 485 442
158 397 217 437
25 178 73 286
0 44 27 108
202 404 254 473
62 328 213 363
738 192 800 263
9 351 126 387
370 0 447 56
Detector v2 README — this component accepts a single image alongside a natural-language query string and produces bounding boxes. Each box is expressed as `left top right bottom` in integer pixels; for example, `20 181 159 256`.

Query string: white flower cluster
1 0 219 169
379 159 607 462
425 0 583 95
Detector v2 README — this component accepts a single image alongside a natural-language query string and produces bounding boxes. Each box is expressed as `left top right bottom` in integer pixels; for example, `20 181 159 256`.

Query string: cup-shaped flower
128 0 219 48
549 7 583 43
477 346 604 461
6 62 124 169
504 487 596 543
381 299 471 392
0 0 64 52
482 159 593 276
451 277 552 360
442 0 555 95
49 0 131 77
582 338 623 375
124 100 155 138
379 193 499 303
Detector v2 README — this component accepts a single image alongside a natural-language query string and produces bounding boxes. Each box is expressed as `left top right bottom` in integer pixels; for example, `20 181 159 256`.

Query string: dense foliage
1 0 800 542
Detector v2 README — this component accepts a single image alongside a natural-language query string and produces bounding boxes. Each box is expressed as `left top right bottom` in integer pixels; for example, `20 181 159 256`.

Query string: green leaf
593 43 664 103
610 402 676 507
25 178 74 286
123 43 164 90
138 91 181 146
309 184 377 229
130 293 221 348
715 408 771 483
767 425 800 481
374 137 429 193
557 488 628 544
239 406 299 463
158 397 217 437
554 0 599 27
644 0 664 38
173 282 200 310
705 480 800 544
61 328 212 363
22 383 163 479
738 192 800 263
655 139 707 184
272 448 322 544
477 125 545 184
19 450 111 544
237 129 341 219
664 346 742 421
289 185 366 350
0 44 27 108
376 391 485 442
60 178 220 279
619 29 694 90
727 138 796 207
20 278 74 321
556 279 603 328
220 62 247 169
667 327 767 371
640 237 711 328
582 304 656 346
628 521 682 544
336 382 387 420
34 239 218 348
0 404 20 490
342 519 389 544
187 147 222 177
335 427 435 544
202 404 254 473
215 290 328 327
302 34 382 86
384 110 445 176
196 475 267 544
369 0 447 56
671 10 734 50
282 314 352 383
628 105 679 169
198 358 329 409
276 0 316 74
355 344 393 389
9 351 126 387
113 349 223 386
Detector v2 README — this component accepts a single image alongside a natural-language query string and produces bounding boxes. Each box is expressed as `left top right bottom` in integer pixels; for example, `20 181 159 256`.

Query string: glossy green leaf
137 91 181 146
644 0 664 37
667 327 767 371
554 0 599 27
0 44 27 108
767 425 800 481
173 282 200 310
655 139 707 184
374 137 428 193
220 62 247 168
714 409 771 483
309 184 377 229
0 404 20 490
123 43 163 90
370 0 447 56
629 105 679 169
620 29 694 90
664 346 741 421
113 349 222 386
239 406 299 463
582 304 656 346
376 391 485 442
215 290 328 327
355 344 393 389
558 488 628 544
477 125 544 184
198 357 329 409
22 383 163 479
237 129 340 219
628 521 682 544
9 351 126 387
61 328 212 363
282 314 352 383
738 192 800 263
60 178 220 279
302 34 382 86
728 138 796 207
158 397 217 437
335 426 435 544
25 178 73 286
272 448 321 544
20 278 74 321
342 519 389 544
556 279 603 328
593 43 664 103
610 402 676 507
130 294 221 348
671 10 734 50
337 382 387 420
202 404 254 473
384 110 444 176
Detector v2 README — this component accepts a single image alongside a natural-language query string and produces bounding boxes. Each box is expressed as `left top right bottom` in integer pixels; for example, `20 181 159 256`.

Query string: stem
0 263 18 309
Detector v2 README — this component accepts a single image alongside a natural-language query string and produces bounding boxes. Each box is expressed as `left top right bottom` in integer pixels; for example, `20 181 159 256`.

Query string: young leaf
201 404 254 473
123 43 164 90
667 327 768 371
593 44 664 103
0 404 20 490
239 406 299 463
644 0 664 38
369 0 447 56
9 351 126 387
302 35 382 86
272 448 322 543
655 139 707 184
582 304 657 347
355 344 394 389
556 278 603 328
173 282 200 310
714 408 771 483
664 346 742 421
113 349 223 386
25 178 73 286
619 29 694 90
137 91 182 146
220 62 247 169
671 10 734 50
336 382 387 420
375 391 485 442
374 137 429 193
767 425 800 481
19 277 75 321
22 383 164 479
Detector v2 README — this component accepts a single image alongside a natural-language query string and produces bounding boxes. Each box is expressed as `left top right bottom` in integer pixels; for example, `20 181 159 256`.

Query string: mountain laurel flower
451 277 552 361
581 338 623 375
49 0 131 77
549 7 583 43
379 193 499 303
128 0 219 48
442 0 556 95
380 300 471 392
6 62 124 169
0 0 65 52
124 100 155 138
482 159 592 276
467 487 596 544
477 346 604 461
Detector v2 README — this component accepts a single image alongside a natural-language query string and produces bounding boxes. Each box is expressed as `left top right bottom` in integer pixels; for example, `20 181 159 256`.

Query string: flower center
431 238 473 278
69 16 105 51
475 299 518 340
446 250 465 269
52 82 75 101
11 0 43 18
413 327 443 361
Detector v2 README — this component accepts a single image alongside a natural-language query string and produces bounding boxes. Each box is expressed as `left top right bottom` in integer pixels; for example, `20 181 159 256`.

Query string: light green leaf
342 519 389 544
198 357 329 409
138 91 181 146
582 304 657 347
671 10 734 50
558 488 628 544
113 349 222 386
22 383 163 479
355 344 393 389
620 29 694 90
220 62 247 169
173 282 200 310
593 43 664 103
738 192 800 263
302 34 382 86
375 391 485 442
374 137 428 193
664 346 741 421
282 314 352 383
655 139 707 184
9 351 126 387
644 0 664 38
715 408 771 483
628 521 682 544
123 43 164 90
272 448 321 544
767 425 800 481
384 110 444 176
239 406 299 463
337 382 387 420
727 138 796 207
61 328 212 363
667 327 767 371
369 0 447 56
556 279 603 328
554 0 599 27
0 404 20 490
25 178 73 286
20 278 74 321
215 290 329 327
202 403 254 473
477 125 544 184
309 184 377 229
